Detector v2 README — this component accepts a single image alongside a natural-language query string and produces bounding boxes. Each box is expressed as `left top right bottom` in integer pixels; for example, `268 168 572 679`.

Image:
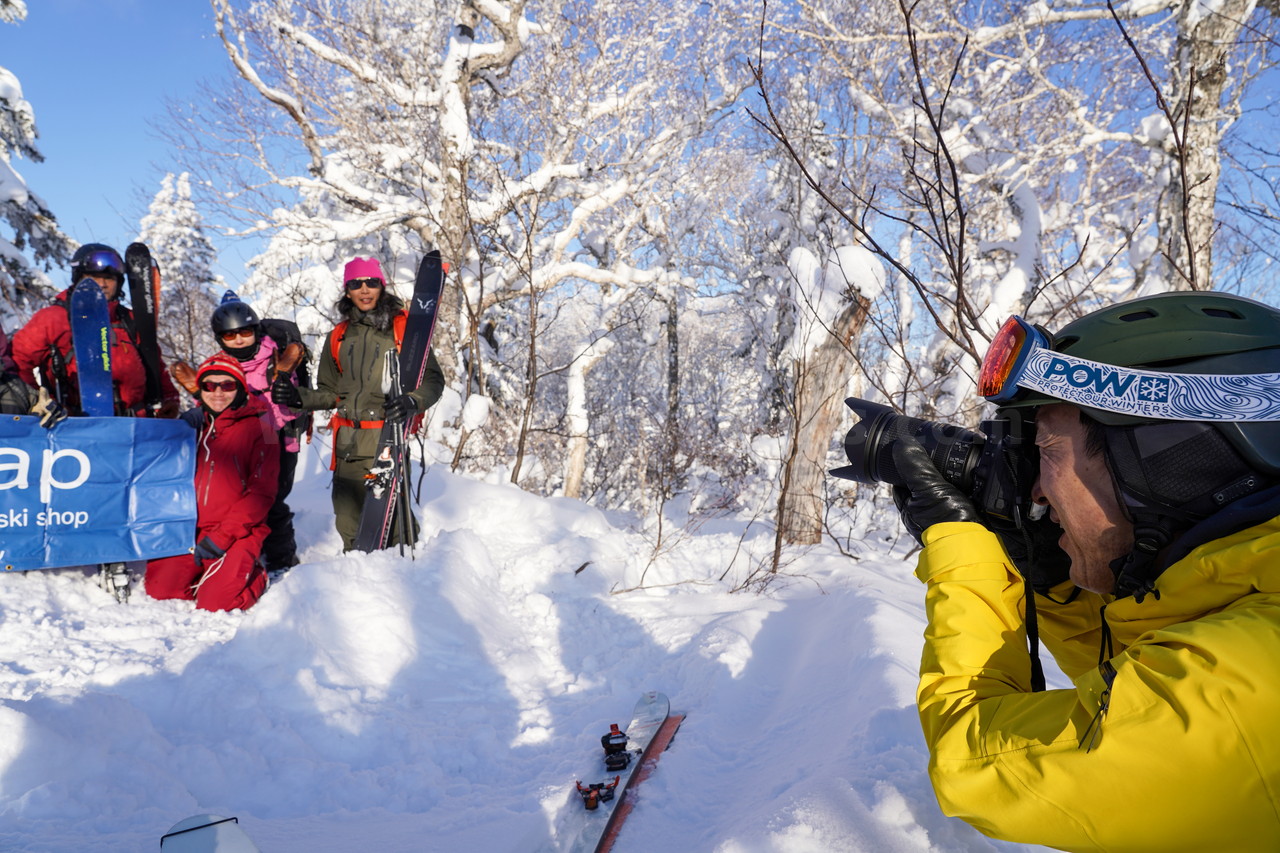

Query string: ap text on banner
0 416 196 572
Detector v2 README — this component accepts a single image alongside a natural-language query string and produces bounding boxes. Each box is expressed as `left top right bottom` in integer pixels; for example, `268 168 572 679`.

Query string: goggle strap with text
993 338 1280 422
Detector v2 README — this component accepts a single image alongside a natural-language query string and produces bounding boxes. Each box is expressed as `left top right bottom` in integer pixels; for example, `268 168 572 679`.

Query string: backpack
259 317 313 439
326 312 408 376
259 318 312 388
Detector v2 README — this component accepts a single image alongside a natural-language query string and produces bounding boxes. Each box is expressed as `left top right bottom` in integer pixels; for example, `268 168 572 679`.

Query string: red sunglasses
201 379 240 393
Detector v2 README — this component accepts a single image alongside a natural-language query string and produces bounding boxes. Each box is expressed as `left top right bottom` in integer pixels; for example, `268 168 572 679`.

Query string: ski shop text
0 447 93 506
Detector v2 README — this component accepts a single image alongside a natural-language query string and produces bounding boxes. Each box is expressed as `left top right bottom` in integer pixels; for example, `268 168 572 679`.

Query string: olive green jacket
297 307 444 462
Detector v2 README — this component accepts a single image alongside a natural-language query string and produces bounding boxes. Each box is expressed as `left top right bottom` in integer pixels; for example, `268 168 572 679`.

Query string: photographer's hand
891 438 981 543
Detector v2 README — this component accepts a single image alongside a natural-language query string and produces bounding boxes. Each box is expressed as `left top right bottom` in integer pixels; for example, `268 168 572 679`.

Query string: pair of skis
351 250 445 554
66 242 165 602
68 242 164 417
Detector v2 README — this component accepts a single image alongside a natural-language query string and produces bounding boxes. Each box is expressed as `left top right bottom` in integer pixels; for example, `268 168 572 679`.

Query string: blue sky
0 0 253 281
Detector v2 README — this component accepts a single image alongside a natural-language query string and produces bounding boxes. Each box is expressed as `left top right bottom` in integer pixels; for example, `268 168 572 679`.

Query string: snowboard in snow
352 250 445 553
160 814 259 852
124 241 164 411
68 278 114 416
537 690 685 853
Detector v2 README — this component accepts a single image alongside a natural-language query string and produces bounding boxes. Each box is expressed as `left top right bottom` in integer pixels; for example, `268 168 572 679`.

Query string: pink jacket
237 335 303 452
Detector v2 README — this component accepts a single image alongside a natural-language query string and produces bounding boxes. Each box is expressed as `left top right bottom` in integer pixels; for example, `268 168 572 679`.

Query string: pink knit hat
343 257 385 287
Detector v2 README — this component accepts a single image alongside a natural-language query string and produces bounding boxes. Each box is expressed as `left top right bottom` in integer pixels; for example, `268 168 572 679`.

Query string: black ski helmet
70 243 125 286
211 294 262 360
1003 291 1280 597
210 300 261 336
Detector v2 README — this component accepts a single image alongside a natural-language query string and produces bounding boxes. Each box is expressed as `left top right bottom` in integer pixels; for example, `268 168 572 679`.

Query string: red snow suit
10 286 178 415
145 396 279 611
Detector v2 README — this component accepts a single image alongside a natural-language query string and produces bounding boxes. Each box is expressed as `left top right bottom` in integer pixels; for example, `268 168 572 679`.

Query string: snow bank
0 449 1035 852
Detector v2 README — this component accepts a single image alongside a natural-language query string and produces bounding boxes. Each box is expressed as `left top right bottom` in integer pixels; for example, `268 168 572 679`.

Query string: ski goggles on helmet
75 248 125 281
979 315 1280 421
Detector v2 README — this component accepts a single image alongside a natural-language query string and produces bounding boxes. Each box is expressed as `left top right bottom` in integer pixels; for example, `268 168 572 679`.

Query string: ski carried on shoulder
539 691 685 853
68 278 114 417
351 250 445 554
68 277 132 602
125 242 165 414
68 277 131 596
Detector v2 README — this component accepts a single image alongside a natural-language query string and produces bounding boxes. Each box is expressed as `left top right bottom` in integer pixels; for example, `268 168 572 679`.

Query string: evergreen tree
136 172 220 366
0 0 74 321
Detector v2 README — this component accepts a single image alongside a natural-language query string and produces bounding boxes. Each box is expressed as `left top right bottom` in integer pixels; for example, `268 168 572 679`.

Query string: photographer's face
1031 404 1131 593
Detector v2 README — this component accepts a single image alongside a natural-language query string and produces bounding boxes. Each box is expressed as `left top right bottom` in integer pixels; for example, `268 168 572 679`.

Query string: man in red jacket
144 353 279 611
10 242 179 418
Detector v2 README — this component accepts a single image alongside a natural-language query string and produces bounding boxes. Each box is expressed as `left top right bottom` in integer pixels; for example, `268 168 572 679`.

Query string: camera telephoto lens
831 398 985 492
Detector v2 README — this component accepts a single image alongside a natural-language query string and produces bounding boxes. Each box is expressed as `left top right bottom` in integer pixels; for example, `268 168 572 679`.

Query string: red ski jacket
192 395 280 553
10 287 178 415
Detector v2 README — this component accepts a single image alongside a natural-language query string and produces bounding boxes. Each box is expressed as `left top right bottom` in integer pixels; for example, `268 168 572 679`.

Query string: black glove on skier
383 393 419 425
193 536 226 565
270 375 303 410
890 438 981 544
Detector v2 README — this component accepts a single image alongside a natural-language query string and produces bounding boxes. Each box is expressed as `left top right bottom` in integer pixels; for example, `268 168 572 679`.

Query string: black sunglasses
345 277 384 292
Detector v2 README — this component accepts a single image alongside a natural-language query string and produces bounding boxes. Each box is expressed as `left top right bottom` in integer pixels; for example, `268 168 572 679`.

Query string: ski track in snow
0 448 1040 852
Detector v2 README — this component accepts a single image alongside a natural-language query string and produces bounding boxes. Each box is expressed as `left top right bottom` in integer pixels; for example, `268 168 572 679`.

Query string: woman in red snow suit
145 353 278 611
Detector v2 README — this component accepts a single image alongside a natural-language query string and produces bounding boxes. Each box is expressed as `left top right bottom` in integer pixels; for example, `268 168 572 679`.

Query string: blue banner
0 416 196 572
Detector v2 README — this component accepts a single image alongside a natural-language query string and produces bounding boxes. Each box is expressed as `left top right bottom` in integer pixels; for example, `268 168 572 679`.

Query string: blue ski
68 278 114 417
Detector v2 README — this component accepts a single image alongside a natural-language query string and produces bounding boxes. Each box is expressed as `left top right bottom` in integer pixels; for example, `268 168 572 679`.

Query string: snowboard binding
575 776 619 810
601 723 631 771
97 562 131 604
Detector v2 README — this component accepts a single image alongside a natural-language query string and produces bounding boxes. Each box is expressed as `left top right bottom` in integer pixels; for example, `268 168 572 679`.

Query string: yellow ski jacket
914 518 1280 852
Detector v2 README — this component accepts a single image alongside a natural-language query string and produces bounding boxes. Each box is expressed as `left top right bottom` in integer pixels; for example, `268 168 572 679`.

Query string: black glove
31 387 68 429
890 438 981 543
193 536 226 565
270 375 303 410
985 511 1073 594
382 393 419 425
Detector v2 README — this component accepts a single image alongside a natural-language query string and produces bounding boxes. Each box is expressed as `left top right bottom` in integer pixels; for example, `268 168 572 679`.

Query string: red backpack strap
328 321 349 374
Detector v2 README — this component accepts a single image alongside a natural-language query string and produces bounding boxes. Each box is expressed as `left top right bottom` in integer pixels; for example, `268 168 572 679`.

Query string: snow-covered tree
759 0 1280 414
175 0 754 500
136 172 220 366
0 0 74 322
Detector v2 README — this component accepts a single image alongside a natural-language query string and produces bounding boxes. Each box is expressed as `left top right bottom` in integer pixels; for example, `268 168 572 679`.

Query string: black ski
352 251 445 553
125 242 164 413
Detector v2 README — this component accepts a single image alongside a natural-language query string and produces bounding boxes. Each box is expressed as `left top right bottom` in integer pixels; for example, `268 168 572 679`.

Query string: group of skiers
0 244 442 612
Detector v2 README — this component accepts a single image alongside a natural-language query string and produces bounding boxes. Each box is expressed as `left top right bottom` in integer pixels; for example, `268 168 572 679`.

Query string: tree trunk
1160 0 1258 290
778 296 870 546
563 337 614 499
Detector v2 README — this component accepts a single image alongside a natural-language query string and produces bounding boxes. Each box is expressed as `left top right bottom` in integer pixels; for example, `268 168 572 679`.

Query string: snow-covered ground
0 445 1041 852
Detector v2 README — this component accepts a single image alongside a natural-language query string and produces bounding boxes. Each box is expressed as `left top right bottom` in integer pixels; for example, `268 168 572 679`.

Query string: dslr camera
831 397 1039 527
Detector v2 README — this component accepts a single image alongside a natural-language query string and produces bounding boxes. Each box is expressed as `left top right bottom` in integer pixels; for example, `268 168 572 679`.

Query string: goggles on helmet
75 248 125 281
979 315 1280 421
